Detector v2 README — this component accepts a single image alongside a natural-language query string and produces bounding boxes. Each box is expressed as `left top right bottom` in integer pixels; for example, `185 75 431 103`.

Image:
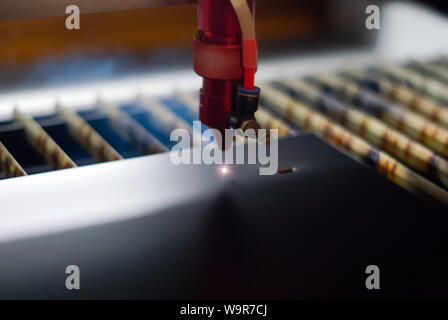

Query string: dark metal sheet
0 134 446 299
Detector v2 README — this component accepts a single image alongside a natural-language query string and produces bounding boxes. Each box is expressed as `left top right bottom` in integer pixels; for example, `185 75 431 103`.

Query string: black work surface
0 134 446 299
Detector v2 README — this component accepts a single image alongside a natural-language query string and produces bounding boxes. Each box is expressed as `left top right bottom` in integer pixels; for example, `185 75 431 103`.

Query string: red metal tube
195 0 255 134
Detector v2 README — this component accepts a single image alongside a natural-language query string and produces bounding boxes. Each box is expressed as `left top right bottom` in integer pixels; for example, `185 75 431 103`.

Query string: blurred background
0 0 446 93
0 0 378 91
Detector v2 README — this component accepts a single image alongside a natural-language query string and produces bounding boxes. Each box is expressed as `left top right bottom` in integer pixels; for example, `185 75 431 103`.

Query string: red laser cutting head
194 0 255 136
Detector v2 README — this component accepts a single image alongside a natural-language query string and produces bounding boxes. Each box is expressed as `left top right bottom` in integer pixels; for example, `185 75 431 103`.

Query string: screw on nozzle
229 86 271 144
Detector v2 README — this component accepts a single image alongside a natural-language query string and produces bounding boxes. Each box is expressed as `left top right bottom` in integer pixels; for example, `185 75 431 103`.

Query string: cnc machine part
56 104 123 162
230 0 257 90
255 108 297 137
375 65 448 106
228 85 261 130
260 83 448 205
312 73 448 157
195 0 255 135
344 69 448 128
176 90 295 136
174 91 247 145
0 142 27 178
13 108 77 170
138 98 193 137
98 101 169 155
408 60 448 85
280 78 448 188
